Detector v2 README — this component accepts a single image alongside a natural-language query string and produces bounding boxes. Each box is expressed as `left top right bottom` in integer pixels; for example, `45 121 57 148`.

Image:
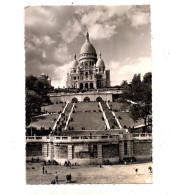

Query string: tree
121 80 128 87
122 72 152 128
26 89 42 126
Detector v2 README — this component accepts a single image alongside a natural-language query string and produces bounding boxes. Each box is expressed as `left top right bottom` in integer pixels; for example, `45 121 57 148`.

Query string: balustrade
26 133 152 143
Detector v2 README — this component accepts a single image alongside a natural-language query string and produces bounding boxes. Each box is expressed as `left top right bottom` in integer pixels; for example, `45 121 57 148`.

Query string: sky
25 5 151 88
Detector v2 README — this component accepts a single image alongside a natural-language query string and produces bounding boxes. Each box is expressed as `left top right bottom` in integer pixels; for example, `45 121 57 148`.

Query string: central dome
80 41 96 54
79 32 97 61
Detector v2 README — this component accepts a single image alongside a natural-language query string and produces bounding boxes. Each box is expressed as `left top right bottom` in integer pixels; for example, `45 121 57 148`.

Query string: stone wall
54 145 68 159
73 144 97 159
50 96 61 103
102 144 119 158
26 143 42 157
61 93 112 103
133 141 152 156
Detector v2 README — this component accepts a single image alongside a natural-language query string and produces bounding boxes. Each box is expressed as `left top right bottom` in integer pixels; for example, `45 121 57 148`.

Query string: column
119 141 124 161
131 141 134 156
127 141 132 157
42 143 48 157
68 145 73 160
97 144 102 164
53 145 57 159
48 143 54 160
126 134 132 157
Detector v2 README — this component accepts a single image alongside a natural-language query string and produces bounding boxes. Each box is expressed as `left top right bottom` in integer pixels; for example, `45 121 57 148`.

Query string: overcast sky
25 5 151 88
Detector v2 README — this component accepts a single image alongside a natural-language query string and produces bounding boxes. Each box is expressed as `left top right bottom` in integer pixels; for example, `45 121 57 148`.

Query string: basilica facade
66 32 110 89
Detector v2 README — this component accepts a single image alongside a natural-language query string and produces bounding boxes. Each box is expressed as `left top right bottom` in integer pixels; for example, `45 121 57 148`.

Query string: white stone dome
80 41 96 54
71 54 79 68
79 32 97 61
96 53 105 67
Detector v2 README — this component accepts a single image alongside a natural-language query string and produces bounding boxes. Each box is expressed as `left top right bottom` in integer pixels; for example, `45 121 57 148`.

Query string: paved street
26 162 152 184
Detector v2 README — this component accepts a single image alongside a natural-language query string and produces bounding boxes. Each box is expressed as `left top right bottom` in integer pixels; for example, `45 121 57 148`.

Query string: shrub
48 160 51 164
114 121 117 126
118 116 122 120
52 160 59 165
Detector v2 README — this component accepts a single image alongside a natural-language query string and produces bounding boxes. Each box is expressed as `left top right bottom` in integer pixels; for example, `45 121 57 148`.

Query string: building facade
39 73 51 86
66 32 110 89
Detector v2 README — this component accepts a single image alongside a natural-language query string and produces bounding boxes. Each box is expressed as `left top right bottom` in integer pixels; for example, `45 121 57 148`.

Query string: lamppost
31 118 32 136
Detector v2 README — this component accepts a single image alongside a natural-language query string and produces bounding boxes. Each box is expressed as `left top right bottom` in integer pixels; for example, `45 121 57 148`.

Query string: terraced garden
75 102 99 112
109 102 124 111
115 111 143 128
41 103 65 113
28 104 66 130
28 113 58 129
69 112 105 130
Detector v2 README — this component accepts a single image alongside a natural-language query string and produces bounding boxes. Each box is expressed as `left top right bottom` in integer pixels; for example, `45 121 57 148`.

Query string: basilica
66 32 110 89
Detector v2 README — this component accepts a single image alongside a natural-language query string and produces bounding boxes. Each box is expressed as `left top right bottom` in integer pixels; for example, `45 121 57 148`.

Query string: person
66 174 72 182
55 172 58 184
42 165 45 174
148 166 152 174
135 168 138 175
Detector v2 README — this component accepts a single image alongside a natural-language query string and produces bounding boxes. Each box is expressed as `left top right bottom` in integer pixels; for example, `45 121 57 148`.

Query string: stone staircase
64 103 75 130
52 103 68 131
98 102 110 130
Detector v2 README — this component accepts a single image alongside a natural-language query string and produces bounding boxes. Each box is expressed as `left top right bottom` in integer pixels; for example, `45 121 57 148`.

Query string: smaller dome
41 72 45 76
71 54 79 68
96 53 105 67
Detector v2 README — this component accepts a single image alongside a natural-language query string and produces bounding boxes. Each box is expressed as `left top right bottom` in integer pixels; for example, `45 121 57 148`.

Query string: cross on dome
86 31 89 42
99 52 101 58
74 54 76 60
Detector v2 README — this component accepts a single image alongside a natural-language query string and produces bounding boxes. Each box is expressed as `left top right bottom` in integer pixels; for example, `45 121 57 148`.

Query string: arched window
96 97 103 102
86 72 88 78
80 83 83 89
85 83 88 88
84 97 90 102
72 97 78 103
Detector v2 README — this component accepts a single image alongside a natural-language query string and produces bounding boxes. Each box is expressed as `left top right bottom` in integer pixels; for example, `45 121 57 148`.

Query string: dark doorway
96 97 102 102
72 97 78 103
80 83 83 89
85 83 88 88
84 97 90 102
90 83 93 89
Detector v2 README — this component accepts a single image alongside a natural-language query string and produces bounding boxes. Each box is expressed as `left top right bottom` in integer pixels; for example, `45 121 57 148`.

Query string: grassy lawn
116 111 143 128
28 114 58 129
41 103 65 113
75 102 99 112
109 102 124 110
70 112 105 130
26 162 152 184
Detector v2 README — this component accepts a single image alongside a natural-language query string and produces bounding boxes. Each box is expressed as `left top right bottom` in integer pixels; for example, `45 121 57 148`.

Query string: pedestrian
42 165 45 174
135 168 138 175
55 172 58 184
148 166 152 174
